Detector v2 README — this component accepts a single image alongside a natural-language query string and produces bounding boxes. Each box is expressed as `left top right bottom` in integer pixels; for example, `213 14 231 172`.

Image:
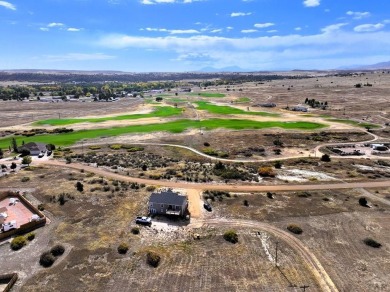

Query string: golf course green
195 101 279 117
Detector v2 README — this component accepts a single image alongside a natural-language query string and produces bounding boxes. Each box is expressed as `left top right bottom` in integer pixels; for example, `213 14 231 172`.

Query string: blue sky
0 0 389 71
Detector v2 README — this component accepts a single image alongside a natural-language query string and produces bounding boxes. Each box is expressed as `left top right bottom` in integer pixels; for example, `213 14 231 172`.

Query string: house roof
149 191 187 206
18 142 47 153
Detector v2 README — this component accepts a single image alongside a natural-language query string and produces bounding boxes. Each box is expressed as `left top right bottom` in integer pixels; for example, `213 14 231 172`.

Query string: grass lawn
34 106 182 126
190 93 226 98
327 118 380 129
195 101 279 117
234 97 251 103
0 119 326 148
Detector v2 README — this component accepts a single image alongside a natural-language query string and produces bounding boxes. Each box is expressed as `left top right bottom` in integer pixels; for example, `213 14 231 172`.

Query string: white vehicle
2 220 17 232
135 216 152 225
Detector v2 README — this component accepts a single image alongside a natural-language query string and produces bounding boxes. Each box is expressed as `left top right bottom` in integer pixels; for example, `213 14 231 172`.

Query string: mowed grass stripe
0 119 326 148
195 101 279 117
34 106 183 126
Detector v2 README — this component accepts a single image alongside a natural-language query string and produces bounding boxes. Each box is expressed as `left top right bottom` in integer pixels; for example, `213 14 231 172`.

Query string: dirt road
192 218 339 292
37 160 390 192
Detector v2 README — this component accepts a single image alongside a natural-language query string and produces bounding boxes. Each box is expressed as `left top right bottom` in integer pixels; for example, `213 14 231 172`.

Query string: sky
0 0 389 72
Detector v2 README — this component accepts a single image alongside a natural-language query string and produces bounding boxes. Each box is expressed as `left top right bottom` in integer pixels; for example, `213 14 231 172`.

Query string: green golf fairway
0 119 326 149
195 101 279 117
34 106 182 126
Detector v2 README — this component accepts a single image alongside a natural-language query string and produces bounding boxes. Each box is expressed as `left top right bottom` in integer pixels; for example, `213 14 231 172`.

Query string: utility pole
275 241 279 267
58 113 61 119
300 285 309 291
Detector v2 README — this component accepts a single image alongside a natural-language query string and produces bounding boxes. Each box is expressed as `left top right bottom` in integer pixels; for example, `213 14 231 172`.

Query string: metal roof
149 191 187 206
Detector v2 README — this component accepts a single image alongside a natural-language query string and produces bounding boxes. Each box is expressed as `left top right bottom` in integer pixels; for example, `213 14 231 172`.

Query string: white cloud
254 22 274 28
40 27 49 31
295 27 302 31
210 29 222 33
48 22 64 27
267 30 278 33
241 29 257 33
226 26 234 30
303 0 320 7
354 23 384 32
143 27 199 34
0 1 16 10
67 28 82 32
231 12 252 17
346 11 371 20
44 53 116 62
321 23 347 33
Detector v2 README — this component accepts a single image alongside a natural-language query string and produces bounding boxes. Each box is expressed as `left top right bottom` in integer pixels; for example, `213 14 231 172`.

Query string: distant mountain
339 61 390 70
199 66 249 72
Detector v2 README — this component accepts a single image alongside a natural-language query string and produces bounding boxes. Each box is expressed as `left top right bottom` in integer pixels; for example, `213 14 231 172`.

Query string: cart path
191 218 339 292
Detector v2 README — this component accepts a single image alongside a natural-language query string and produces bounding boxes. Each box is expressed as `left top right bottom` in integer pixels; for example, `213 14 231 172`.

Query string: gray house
18 142 47 156
148 191 188 217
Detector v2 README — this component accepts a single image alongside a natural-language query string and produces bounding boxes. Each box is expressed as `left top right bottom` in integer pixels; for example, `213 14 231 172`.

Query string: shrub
75 181 84 192
223 230 238 243
359 197 368 207
258 166 275 177
39 251 56 267
363 238 382 248
274 161 282 169
110 144 122 150
287 224 303 234
51 244 65 256
131 227 140 234
117 243 129 254
21 176 30 182
89 145 101 150
321 154 331 162
11 236 27 250
38 204 45 211
26 232 35 241
146 185 156 192
243 200 249 207
203 142 210 147
146 251 161 267
267 192 274 199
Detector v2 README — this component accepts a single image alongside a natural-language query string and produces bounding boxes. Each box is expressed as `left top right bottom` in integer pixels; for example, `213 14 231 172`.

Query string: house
291 106 308 112
148 190 188 217
18 142 47 156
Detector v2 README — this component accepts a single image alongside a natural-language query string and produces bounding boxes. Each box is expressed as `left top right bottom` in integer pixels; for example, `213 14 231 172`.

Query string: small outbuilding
148 190 188 217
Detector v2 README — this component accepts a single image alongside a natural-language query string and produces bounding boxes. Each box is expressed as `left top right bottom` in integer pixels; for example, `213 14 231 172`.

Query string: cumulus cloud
303 0 320 7
0 1 16 10
67 28 82 32
241 29 257 33
231 12 252 17
321 23 347 34
354 23 384 32
254 23 275 28
346 11 371 19
143 27 199 34
48 22 64 27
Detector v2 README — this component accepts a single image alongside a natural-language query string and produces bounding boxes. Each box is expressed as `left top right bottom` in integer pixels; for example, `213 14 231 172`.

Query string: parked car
38 153 44 158
203 202 212 212
135 216 152 226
